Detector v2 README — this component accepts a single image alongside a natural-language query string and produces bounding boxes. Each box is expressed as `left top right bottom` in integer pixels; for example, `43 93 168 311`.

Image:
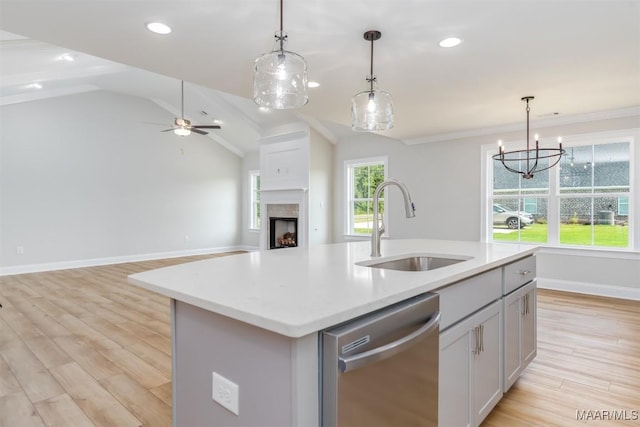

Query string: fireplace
260 190 307 251
269 217 298 249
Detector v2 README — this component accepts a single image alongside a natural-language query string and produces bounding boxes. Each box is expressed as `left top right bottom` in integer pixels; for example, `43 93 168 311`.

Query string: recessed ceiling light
308 81 320 88
258 106 270 112
58 53 76 62
146 22 172 35
27 83 43 89
439 37 462 48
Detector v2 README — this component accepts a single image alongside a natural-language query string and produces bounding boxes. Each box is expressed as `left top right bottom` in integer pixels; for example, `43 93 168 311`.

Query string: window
618 196 629 216
486 134 632 249
345 157 387 235
249 170 260 230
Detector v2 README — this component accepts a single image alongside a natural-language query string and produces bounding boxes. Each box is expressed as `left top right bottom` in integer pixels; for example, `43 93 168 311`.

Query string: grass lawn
493 223 628 247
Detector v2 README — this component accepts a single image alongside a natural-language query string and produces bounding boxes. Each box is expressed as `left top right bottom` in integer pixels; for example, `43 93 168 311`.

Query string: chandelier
253 0 308 109
352 30 394 131
493 96 565 179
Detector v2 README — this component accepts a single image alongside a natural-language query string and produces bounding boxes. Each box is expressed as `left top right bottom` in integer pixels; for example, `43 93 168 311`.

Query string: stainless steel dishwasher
322 292 440 427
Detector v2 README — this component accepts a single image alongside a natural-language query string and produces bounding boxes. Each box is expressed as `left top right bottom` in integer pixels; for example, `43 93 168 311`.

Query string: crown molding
403 106 640 145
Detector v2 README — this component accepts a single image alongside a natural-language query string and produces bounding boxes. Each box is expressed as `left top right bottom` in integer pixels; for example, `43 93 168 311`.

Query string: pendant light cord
525 98 531 166
369 37 375 92
278 0 285 52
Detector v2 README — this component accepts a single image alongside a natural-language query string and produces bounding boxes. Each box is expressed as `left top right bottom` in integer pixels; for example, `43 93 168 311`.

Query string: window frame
344 156 388 237
482 130 635 250
249 169 260 230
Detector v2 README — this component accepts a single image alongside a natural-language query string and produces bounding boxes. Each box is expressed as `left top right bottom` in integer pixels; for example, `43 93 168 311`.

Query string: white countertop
128 239 536 338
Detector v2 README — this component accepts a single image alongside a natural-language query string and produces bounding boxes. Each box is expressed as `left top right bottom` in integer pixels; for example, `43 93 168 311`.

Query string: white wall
333 115 640 299
309 129 334 246
1 90 243 273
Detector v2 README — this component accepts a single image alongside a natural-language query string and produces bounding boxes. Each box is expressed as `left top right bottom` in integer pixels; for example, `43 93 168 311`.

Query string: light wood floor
482 290 640 427
1 254 639 427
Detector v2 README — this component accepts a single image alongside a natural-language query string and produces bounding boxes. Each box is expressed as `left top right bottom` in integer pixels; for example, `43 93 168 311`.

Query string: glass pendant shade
351 30 394 131
352 86 394 131
253 32 309 109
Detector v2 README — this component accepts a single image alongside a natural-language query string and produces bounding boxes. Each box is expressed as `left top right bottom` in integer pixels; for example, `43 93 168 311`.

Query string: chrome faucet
371 179 416 257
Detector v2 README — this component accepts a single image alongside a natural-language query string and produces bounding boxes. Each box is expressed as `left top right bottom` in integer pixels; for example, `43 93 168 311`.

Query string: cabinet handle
473 325 484 355
518 269 532 276
473 326 479 355
522 295 527 316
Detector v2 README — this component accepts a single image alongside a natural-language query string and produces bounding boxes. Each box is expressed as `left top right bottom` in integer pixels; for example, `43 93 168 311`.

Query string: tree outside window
346 158 386 235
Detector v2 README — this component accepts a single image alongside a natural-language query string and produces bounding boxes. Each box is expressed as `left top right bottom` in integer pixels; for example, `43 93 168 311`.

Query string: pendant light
352 30 394 131
253 0 308 109
493 96 565 179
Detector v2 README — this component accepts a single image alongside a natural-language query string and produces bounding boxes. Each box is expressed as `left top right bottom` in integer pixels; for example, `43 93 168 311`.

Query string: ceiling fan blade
191 128 208 135
192 125 222 129
160 128 175 132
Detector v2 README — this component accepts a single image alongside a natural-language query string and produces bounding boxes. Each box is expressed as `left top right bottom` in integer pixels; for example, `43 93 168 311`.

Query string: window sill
491 241 639 259
344 234 370 241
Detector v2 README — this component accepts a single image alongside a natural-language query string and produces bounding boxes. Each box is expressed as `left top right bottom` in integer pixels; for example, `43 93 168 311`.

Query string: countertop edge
128 244 537 338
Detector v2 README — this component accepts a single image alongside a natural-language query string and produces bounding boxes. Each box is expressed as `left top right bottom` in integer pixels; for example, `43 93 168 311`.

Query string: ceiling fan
162 80 221 136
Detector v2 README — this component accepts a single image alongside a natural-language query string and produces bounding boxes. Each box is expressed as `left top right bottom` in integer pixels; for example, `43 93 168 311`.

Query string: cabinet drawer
503 255 536 295
435 268 502 330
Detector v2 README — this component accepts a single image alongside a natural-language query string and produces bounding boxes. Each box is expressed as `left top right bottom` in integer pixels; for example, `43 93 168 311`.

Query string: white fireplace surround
260 189 309 250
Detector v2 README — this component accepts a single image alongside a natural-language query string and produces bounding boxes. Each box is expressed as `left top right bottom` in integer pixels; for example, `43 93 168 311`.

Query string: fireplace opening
269 217 298 249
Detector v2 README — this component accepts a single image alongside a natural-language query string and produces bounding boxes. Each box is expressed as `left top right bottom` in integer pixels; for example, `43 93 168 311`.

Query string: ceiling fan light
352 89 394 131
174 127 191 136
254 43 308 109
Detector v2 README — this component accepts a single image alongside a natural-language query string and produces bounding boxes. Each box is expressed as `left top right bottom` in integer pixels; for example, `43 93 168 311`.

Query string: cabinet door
473 300 503 426
503 290 523 390
522 284 537 367
439 318 473 427
503 281 537 391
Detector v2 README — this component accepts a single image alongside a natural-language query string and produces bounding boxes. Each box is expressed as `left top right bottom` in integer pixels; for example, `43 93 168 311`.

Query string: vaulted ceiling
1 1 639 155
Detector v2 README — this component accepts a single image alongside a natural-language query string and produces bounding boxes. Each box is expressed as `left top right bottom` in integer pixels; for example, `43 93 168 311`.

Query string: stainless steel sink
358 255 470 272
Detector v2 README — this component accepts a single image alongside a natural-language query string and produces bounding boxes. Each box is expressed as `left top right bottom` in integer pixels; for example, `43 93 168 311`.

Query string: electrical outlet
16 246 24 255
212 372 239 415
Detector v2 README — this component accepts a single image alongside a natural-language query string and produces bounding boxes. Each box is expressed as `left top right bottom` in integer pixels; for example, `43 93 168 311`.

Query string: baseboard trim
537 278 640 301
0 246 257 276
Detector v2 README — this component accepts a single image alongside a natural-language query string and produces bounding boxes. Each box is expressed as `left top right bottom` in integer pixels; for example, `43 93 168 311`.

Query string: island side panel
173 300 318 426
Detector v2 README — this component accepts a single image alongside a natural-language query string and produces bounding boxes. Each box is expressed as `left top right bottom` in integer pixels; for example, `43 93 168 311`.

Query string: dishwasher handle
338 311 440 373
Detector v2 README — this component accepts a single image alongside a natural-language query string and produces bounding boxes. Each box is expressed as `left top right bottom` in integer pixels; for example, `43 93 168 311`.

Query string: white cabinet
439 300 503 427
438 255 537 427
503 280 537 391
472 301 503 425
439 317 472 427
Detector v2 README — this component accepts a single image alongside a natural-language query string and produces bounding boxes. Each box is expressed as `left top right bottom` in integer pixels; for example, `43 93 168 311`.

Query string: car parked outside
493 204 534 229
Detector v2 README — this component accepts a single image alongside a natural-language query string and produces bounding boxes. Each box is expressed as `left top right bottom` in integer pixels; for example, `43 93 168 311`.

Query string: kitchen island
128 239 537 426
